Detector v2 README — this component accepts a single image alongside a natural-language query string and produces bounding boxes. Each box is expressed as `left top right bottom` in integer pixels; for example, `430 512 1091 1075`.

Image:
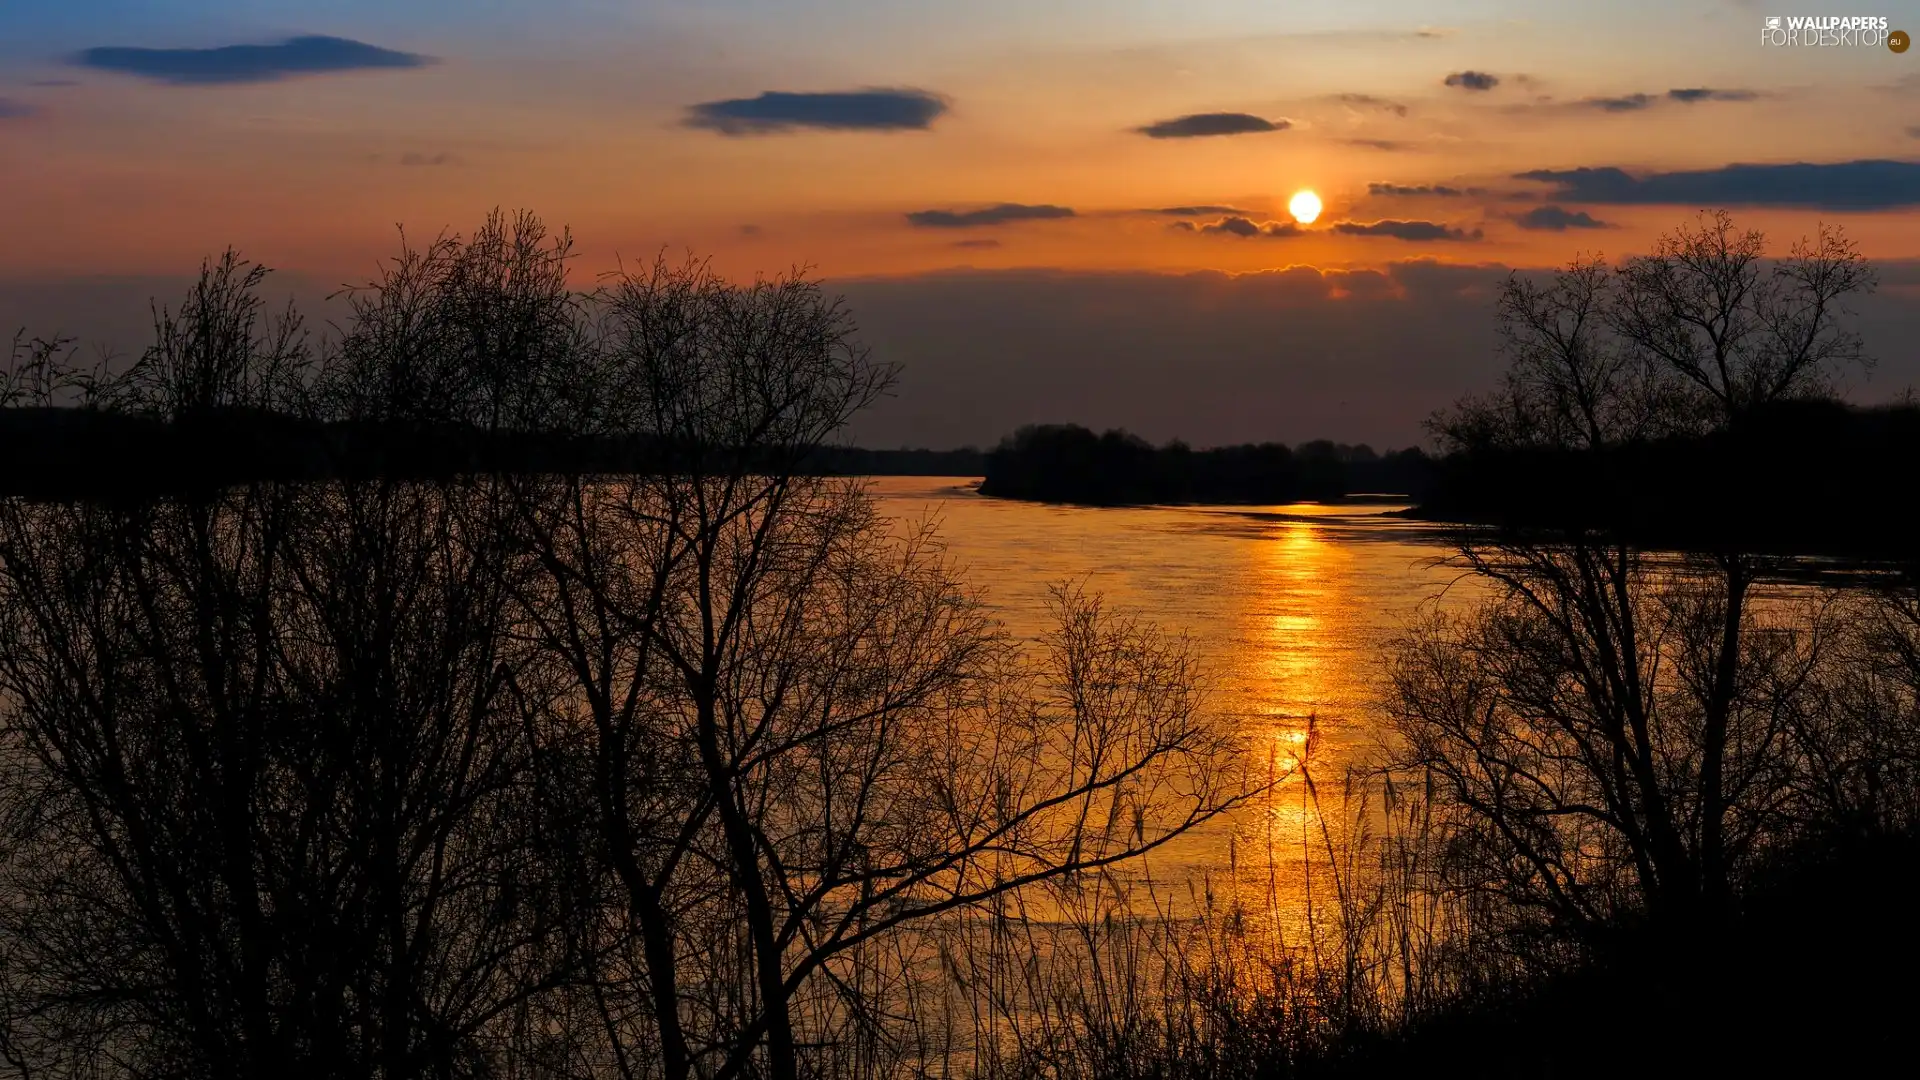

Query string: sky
3 1 1920 448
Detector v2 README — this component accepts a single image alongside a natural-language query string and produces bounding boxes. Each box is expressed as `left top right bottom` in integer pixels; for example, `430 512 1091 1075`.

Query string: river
867 476 1479 935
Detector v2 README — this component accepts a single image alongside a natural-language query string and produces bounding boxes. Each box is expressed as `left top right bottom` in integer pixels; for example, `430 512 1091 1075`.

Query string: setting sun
1288 189 1322 225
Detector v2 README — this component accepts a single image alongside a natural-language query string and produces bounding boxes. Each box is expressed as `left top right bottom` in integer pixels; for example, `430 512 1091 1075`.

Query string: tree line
979 426 1437 505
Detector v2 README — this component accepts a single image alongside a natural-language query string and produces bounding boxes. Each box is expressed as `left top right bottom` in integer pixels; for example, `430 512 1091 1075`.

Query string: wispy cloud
1151 205 1258 216
0 98 34 119
1347 138 1411 151
1515 160 1920 211
1514 205 1611 231
1171 216 1302 238
1328 93 1409 117
951 239 1003 249
72 35 433 85
1135 112 1288 138
686 88 948 135
1443 71 1499 91
399 151 456 166
1667 87 1758 103
905 203 1075 228
1527 88 1763 114
1333 219 1482 241
1368 183 1480 197
1582 93 1653 112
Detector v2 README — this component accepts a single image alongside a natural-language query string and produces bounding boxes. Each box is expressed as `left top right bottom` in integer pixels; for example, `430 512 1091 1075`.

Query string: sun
1288 189 1322 225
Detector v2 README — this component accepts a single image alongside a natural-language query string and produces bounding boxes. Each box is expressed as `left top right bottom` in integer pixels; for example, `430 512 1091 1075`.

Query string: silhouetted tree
1394 211 1881 950
0 215 1262 1080
504 257 1257 1080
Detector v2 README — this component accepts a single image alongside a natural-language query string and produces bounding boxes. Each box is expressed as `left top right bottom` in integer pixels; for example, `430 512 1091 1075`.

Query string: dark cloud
399 151 455 166
1348 138 1411 151
1582 93 1653 112
739 224 764 237
1667 87 1758 103
1333 220 1482 241
1135 112 1288 138
1173 216 1303 238
685 88 948 135
1368 183 1479 197
905 203 1075 228
72 35 432 85
28 79 79 88
951 239 1002 249
1444 71 1499 91
1152 205 1258 216
1329 93 1409 117
13 262 1919 454
1906 126 1920 140
1515 160 1920 211
1514 205 1611 231
827 262 1512 448
0 98 34 119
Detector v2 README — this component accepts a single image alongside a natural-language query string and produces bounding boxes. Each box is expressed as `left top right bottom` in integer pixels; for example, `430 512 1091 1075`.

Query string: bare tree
0 234 580 1079
504 255 1259 1080
1396 212 1878 946
0 214 1262 1080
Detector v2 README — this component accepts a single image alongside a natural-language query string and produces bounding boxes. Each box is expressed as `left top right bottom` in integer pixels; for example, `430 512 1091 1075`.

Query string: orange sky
4 4 1919 282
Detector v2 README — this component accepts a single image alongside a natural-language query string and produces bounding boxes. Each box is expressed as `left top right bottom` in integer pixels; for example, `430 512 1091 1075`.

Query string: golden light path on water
865 476 1480 942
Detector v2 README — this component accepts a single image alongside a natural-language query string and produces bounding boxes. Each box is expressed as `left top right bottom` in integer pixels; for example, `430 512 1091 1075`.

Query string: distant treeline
1418 398 1920 561
978 423 1438 505
0 406 985 500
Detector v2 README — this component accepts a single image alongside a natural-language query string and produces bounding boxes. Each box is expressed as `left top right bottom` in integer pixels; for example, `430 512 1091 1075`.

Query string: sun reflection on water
863 479 1465 937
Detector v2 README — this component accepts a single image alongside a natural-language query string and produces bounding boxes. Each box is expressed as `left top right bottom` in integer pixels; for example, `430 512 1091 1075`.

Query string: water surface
867 476 1474 929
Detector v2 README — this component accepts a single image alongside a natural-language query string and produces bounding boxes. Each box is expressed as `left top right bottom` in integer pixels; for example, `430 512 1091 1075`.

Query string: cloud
1333 219 1482 241
1906 125 1920 139
1135 112 1288 138
1368 183 1479 197
1667 87 1758 103
685 88 947 134
28 79 79 88
1514 205 1611 231
1444 71 1499 91
1348 138 1411 151
905 203 1075 228
1582 93 1653 112
1514 160 1920 211
1173 216 1303 238
0 98 33 119
1152 205 1258 216
1521 88 1763 115
951 239 1002 249
739 224 764 237
399 151 455 166
1329 93 1409 117
826 262 1510 449
72 35 432 85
